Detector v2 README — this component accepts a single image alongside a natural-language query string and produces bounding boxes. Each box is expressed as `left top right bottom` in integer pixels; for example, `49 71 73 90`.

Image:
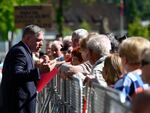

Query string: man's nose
40 41 43 46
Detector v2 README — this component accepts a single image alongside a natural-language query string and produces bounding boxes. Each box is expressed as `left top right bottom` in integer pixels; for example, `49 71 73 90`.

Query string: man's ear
23 35 31 43
22 35 31 44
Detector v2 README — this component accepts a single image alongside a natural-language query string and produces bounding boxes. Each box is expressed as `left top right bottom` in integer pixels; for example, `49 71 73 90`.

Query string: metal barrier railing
86 82 130 113
68 75 83 113
36 73 132 113
106 92 132 113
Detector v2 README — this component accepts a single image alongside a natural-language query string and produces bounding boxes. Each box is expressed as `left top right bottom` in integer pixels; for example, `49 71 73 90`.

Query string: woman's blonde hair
119 37 150 65
104 53 122 85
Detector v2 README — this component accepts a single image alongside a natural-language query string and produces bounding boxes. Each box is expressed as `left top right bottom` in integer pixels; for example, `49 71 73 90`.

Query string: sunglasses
62 50 72 54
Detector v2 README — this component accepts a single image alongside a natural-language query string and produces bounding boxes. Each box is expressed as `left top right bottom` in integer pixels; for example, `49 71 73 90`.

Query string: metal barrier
86 82 131 113
68 75 83 113
36 75 63 113
36 73 84 113
106 92 132 113
36 74 132 113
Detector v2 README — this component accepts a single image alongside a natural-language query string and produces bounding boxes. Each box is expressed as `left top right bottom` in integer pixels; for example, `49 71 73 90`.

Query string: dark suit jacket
1 41 40 113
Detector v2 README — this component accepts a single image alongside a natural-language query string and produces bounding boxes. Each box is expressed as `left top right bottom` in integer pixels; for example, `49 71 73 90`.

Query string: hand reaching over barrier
35 55 58 92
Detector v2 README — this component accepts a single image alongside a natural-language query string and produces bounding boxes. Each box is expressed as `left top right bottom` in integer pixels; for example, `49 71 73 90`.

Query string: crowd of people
0 24 150 113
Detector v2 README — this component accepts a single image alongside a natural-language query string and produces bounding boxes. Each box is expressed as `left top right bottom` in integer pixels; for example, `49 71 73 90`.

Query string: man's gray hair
51 40 62 49
87 34 111 56
22 25 43 38
72 28 88 40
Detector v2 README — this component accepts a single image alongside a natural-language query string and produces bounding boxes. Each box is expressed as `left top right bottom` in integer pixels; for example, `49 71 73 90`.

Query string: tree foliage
0 0 46 40
124 0 150 22
124 0 150 39
80 20 91 31
63 26 73 36
128 18 150 40
1 0 149 40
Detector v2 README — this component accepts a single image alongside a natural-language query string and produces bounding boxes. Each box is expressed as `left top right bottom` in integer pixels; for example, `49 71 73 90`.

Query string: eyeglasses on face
62 50 72 54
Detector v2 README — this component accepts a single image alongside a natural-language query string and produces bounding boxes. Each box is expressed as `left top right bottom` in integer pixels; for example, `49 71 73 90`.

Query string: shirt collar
93 55 107 67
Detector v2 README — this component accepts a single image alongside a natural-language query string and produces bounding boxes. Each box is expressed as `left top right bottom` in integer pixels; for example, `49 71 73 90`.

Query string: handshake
35 55 56 74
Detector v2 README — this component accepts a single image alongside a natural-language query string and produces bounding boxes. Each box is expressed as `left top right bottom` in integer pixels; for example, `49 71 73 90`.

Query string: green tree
124 0 140 23
128 18 150 40
51 0 72 37
124 0 150 22
51 0 96 37
0 1 16 41
140 0 150 20
63 26 72 36
80 20 91 31
0 0 46 41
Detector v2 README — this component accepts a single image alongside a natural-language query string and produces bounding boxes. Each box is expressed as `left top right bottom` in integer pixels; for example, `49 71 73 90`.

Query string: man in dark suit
0 25 55 113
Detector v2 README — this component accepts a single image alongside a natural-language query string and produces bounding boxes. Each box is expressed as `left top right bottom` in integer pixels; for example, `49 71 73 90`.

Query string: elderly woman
58 29 91 77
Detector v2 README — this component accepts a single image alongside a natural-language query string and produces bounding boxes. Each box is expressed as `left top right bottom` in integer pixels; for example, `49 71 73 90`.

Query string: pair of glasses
63 50 72 54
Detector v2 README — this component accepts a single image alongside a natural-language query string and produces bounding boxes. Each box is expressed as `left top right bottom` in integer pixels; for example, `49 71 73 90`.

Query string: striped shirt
114 70 145 101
